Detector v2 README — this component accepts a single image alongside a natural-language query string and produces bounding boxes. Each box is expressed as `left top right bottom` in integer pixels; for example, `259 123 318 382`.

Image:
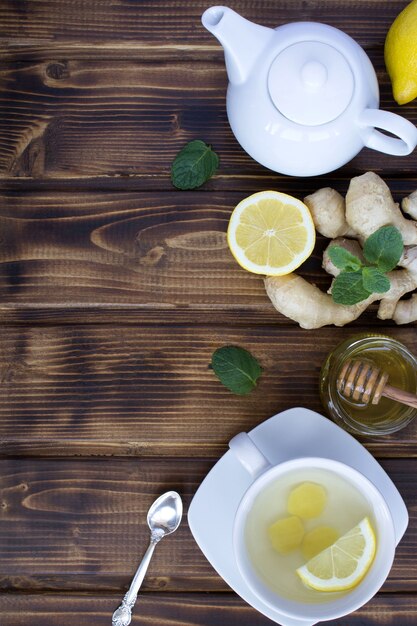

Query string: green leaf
363 225 404 272
362 266 391 294
332 270 372 305
211 346 262 395
327 246 362 271
171 140 219 190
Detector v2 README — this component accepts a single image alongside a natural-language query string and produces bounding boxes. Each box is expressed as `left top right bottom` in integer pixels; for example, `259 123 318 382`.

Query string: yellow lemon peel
385 0 417 105
227 191 315 276
297 517 376 592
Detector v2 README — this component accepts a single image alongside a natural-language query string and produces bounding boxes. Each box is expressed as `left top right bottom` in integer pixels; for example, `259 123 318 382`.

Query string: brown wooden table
1 1 417 624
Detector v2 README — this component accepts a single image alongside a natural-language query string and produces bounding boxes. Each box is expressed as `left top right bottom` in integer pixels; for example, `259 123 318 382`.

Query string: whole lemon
385 0 417 105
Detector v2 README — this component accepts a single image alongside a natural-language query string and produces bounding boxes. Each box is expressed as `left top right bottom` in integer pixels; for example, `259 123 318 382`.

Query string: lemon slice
296 517 376 592
227 191 316 276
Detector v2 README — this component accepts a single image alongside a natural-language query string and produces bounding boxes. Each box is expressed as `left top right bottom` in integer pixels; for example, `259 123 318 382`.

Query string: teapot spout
202 6 275 84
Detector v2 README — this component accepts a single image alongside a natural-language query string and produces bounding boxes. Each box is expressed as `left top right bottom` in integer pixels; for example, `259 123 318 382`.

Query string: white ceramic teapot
202 6 417 176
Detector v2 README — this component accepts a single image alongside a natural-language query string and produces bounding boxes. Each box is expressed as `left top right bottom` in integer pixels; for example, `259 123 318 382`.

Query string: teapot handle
358 109 417 156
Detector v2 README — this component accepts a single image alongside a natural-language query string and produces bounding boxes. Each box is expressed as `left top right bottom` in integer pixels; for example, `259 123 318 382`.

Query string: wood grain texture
0 0 410 51
0 457 216 591
0 458 415 592
0 189 314 311
1 189 417 314
2 1 417 623
0 324 415 457
1 57 417 182
2 592 417 626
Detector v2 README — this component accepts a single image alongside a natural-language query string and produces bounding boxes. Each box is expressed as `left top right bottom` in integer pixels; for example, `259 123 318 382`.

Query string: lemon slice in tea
297 517 376 592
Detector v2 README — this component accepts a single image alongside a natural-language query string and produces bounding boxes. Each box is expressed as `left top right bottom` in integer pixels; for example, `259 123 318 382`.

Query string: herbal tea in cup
245 466 374 602
229 432 397 623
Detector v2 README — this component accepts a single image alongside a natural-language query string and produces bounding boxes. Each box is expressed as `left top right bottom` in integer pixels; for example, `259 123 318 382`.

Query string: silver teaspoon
112 491 183 626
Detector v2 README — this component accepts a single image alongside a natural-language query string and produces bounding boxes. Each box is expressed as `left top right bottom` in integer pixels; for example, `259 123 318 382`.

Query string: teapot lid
268 41 354 126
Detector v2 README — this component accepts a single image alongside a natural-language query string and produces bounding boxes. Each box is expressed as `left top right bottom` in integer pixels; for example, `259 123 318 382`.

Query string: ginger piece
388 246 417 322
288 482 327 519
302 526 339 560
397 245 417 273
323 239 417 319
265 270 417 329
378 270 417 319
304 188 355 239
323 238 364 277
393 295 417 324
265 172 417 328
265 236 417 328
345 172 417 245
377 247 417 319
268 516 305 554
402 191 417 220
265 274 375 329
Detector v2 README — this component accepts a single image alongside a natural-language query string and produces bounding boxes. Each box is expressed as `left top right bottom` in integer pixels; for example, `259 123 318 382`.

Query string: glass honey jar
320 334 417 435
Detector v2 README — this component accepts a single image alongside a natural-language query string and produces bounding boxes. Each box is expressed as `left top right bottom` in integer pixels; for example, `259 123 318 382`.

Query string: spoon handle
382 383 417 409
112 534 161 626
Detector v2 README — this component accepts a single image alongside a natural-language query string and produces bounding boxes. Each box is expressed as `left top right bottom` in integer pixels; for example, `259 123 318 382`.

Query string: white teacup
229 432 397 623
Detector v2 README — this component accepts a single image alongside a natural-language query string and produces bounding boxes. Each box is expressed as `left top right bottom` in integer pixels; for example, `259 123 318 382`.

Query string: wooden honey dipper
337 359 417 409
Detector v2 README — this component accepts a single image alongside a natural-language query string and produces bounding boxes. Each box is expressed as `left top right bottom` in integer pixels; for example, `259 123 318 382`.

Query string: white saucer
188 407 408 626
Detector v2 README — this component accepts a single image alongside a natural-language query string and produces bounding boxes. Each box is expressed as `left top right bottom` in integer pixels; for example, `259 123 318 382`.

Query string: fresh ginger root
402 191 417 220
265 274 375 329
394 295 417 324
391 246 417 323
304 188 355 239
322 238 364 276
346 172 417 244
265 172 417 328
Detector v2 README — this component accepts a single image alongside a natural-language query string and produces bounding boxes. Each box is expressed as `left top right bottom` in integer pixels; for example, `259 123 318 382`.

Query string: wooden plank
0 324 415 457
0 307 412 327
0 188 312 311
0 60 229 180
1 57 416 182
2 172 417 194
1 592 417 626
1 189 417 314
0 458 415 591
0 0 409 53
1 2 415 624
0 457 216 591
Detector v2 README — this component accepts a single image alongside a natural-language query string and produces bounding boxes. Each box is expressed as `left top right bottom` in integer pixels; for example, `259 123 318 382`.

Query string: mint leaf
211 346 262 395
363 225 404 272
332 271 372 305
327 246 362 271
171 140 219 190
362 266 391 293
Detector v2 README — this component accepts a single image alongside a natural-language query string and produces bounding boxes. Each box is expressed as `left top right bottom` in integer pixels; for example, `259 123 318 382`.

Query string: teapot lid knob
268 41 354 126
301 60 327 89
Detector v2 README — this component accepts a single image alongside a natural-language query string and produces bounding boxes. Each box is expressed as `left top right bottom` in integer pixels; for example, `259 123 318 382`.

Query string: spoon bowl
112 491 183 626
147 491 183 537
